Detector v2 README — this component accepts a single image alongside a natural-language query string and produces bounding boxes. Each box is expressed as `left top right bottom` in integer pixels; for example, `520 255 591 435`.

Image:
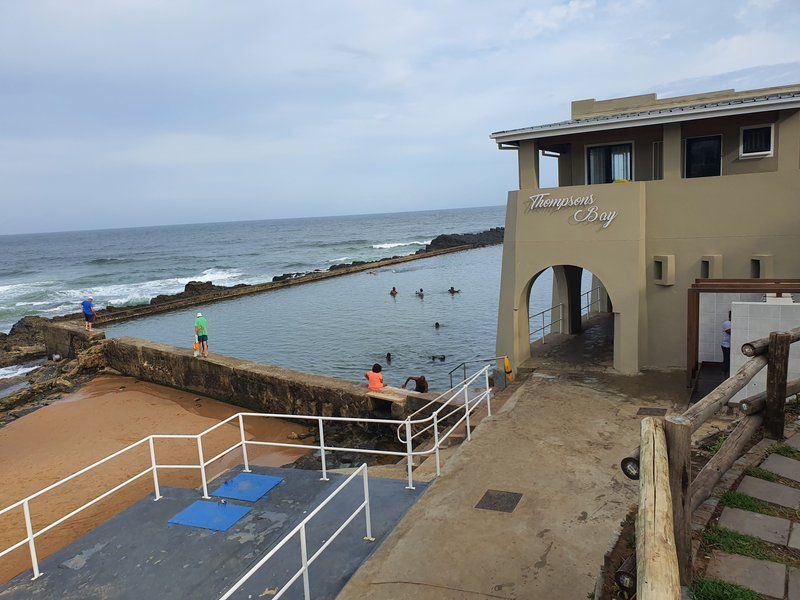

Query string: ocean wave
87 258 132 265
371 240 431 250
326 256 351 263
0 364 40 379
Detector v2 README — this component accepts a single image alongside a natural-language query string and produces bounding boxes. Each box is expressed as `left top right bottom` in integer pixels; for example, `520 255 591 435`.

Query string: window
586 143 633 184
653 255 675 286
740 125 773 158
652 141 663 180
685 135 721 178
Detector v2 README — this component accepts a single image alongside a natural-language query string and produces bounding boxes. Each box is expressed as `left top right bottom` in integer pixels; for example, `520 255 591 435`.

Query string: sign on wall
527 193 618 229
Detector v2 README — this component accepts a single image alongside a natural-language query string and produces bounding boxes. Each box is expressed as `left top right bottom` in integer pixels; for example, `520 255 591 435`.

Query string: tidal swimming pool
105 246 580 390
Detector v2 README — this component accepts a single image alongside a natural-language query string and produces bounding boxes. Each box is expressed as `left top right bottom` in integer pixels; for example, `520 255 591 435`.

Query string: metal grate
636 407 667 416
475 490 523 513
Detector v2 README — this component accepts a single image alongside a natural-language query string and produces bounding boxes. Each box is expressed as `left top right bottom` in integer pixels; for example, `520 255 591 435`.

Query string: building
491 84 800 376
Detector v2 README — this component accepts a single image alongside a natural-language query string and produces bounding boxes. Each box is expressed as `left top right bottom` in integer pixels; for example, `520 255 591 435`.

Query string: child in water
365 363 386 390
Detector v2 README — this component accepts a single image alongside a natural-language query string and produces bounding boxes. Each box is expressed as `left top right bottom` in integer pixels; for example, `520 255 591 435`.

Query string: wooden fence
621 326 800 598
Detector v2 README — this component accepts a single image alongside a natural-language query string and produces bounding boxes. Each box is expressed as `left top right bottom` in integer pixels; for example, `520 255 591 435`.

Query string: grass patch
708 434 728 454
772 443 800 461
702 526 772 561
689 577 761 600
745 466 778 482
720 489 800 520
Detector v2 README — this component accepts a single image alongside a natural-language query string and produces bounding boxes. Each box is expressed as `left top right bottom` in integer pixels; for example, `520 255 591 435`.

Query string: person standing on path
194 312 209 358
81 297 96 331
721 311 731 375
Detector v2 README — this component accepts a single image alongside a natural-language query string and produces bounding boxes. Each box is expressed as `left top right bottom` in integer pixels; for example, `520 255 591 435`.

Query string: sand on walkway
0 375 311 583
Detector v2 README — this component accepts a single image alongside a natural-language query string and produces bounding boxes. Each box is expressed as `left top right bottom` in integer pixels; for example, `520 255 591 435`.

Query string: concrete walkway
337 369 683 599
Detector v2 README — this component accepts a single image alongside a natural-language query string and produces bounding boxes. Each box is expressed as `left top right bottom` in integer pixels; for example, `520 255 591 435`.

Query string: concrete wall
102 337 429 419
699 293 762 363
42 322 106 359
731 301 800 401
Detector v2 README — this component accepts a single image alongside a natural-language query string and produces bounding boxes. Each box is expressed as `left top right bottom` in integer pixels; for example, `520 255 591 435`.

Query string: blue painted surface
211 473 283 503
169 500 251 532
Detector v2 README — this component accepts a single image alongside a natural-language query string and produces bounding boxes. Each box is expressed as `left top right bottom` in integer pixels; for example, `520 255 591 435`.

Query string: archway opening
526 265 615 370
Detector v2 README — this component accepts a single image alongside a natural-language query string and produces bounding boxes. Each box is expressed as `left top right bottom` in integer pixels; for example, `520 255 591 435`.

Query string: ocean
1 206 589 389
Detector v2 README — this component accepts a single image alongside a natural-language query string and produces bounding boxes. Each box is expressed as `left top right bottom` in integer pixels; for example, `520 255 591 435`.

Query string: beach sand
0 375 310 583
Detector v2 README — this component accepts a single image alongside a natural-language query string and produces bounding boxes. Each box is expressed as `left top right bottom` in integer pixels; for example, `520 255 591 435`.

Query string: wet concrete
526 312 614 373
0 466 427 599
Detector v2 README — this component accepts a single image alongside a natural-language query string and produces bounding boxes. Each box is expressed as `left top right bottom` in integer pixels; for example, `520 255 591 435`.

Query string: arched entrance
496 257 642 375
525 265 614 369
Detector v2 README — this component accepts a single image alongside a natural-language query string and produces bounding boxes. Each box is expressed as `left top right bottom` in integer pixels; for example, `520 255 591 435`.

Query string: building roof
490 88 800 145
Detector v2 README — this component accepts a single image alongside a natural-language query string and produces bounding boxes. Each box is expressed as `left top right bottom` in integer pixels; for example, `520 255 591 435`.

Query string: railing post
299 523 311 600
664 415 692 585
765 331 792 440
238 414 251 473
433 412 441 477
362 466 375 541
542 312 546 343
485 368 492 416
197 436 210 499
318 417 329 481
148 436 162 501
23 500 41 580
464 385 471 441
404 421 415 490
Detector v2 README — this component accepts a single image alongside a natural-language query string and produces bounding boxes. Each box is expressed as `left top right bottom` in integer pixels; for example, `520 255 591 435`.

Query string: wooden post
765 331 792 440
687 289 700 386
637 417 681 599
664 415 692 585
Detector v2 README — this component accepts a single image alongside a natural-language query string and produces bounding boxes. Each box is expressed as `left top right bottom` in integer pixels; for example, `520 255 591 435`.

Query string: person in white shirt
721 311 732 375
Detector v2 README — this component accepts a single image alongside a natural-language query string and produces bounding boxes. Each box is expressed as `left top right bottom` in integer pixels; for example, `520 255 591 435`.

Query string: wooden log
738 377 800 414
664 415 692 585
637 417 681 599
682 355 767 430
765 332 792 440
689 413 763 513
741 325 800 357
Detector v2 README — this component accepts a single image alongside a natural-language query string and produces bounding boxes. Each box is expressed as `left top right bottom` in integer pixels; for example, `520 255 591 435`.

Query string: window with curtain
586 143 633 184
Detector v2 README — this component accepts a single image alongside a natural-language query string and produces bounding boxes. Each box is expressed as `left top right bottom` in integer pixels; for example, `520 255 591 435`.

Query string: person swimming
434 322 440 329
389 287 398 296
430 354 446 362
386 352 392 364
416 288 424 298
402 375 429 393
448 286 460 294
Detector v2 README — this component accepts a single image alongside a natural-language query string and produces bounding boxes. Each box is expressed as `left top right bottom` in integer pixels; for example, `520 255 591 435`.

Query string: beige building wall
497 108 800 374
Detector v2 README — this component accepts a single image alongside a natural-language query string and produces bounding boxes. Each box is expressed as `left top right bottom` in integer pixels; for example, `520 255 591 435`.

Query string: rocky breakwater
0 316 48 368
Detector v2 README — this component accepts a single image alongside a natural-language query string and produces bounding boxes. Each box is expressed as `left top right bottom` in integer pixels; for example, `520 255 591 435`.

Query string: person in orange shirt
365 363 385 390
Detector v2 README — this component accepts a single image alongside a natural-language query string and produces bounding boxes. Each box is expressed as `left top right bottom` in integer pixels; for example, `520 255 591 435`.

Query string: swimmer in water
448 286 460 294
389 287 398 297
386 352 392 364
416 288 424 298
434 322 440 329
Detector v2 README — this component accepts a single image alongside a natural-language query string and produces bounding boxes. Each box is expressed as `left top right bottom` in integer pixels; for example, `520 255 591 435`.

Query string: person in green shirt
194 312 209 358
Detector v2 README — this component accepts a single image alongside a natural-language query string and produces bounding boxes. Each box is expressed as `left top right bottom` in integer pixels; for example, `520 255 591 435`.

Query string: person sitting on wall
365 363 386 390
721 311 732 375
448 286 460 294
402 375 429 393
389 287 398 297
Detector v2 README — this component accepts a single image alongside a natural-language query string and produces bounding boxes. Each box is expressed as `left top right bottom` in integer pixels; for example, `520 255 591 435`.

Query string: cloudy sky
1 0 799 234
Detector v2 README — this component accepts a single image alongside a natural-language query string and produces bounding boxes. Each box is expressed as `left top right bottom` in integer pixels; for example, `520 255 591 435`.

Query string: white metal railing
218 463 373 600
530 303 563 343
581 286 603 317
0 365 493 581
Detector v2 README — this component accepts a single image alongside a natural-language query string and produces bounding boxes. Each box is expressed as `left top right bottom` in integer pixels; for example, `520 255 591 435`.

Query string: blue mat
168 500 251 532
211 473 283 503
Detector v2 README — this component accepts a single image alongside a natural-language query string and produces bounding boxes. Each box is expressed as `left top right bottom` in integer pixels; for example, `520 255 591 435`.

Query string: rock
424 227 504 252
272 272 306 282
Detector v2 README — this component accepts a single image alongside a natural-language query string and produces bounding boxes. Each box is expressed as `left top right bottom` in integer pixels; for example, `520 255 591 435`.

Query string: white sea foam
327 256 351 263
371 240 431 250
0 364 40 379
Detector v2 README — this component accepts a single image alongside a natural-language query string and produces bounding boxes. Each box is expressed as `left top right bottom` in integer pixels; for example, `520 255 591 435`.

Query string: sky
1 0 799 235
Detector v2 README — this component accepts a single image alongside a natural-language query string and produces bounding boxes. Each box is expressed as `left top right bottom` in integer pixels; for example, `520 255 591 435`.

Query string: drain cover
637 407 667 416
475 490 523 513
